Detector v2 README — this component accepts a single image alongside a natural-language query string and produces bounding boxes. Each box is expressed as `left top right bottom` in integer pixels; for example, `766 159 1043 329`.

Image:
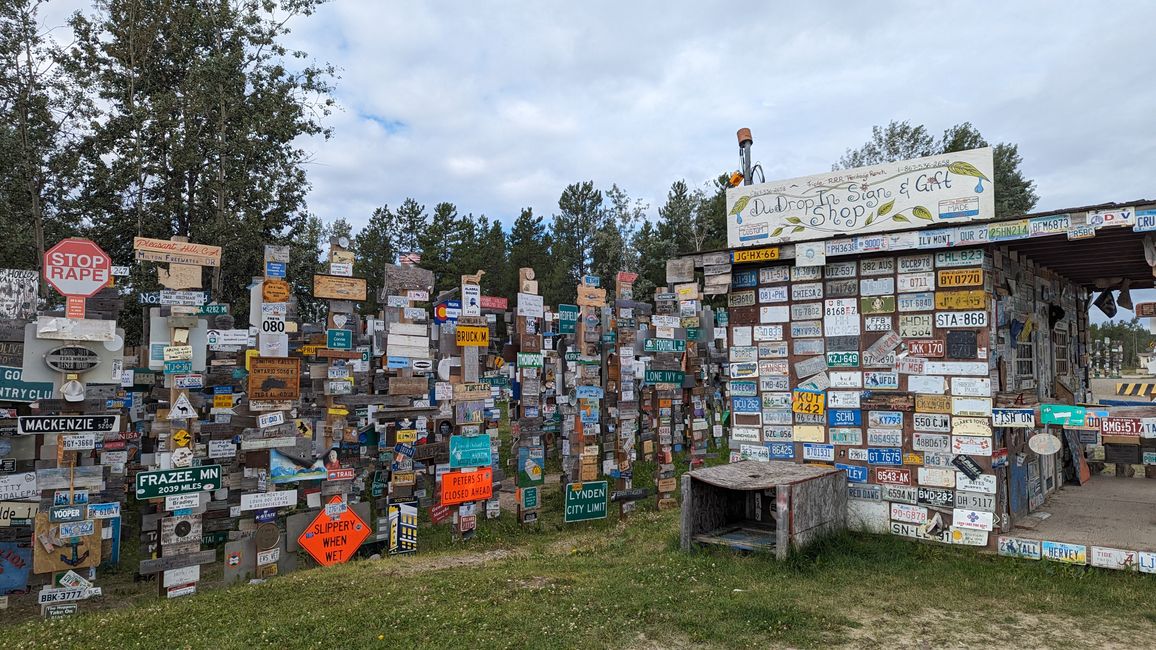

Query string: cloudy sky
40 1 1155 229
37 1 1156 322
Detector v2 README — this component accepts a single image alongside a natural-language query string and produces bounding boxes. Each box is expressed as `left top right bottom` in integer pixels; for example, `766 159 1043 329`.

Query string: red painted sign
440 468 493 506
297 496 370 567
43 238 112 319
905 339 944 358
327 468 355 481
616 271 639 284
874 467 911 485
478 295 508 310
1100 417 1141 436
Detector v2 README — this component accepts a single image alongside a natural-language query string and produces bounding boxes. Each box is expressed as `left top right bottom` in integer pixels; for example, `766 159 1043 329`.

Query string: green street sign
521 486 539 510
643 338 686 353
198 304 228 315
686 327 700 341
327 329 353 350
559 304 579 334
135 465 223 500
826 351 860 367
645 370 685 385
564 481 608 523
517 352 543 368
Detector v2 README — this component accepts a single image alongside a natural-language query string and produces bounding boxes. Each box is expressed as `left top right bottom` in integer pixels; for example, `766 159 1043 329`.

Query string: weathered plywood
687 460 839 490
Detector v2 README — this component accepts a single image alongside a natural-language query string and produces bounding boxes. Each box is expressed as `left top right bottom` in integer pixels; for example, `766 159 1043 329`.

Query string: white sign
955 473 997 494
934 311 988 328
726 148 995 247
60 433 97 451
908 375 946 395
516 293 544 318
163 565 201 588
952 508 994 531
0 473 38 501
165 493 201 511
208 439 237 459
239 490 298 512
951 377 991 397
897 272 935 293
257 411 286 429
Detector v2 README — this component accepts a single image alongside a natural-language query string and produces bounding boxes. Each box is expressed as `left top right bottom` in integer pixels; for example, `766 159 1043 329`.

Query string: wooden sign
262 279 290 303
388 376 428 396
248 357 300 401
133 237 222 266
313 274 367 301
576 286 606 307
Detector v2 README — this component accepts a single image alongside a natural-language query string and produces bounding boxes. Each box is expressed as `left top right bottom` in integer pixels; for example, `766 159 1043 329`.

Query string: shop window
1015 339 1036 379
1053 329 1070 378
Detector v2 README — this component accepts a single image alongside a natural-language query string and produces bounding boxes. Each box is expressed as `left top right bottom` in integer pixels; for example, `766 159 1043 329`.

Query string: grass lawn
7 495 1156 649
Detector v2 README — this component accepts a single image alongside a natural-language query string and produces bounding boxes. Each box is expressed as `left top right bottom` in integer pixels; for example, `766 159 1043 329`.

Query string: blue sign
1135 209 1156 233
867 447 903 466
327 328 353 350
265 261 287 278
827 409 862 427
731 396 761 413
767 442 795 459
449 434 493 468
212 385 233 395
583 274 601 288
386 356 410 369
575 386 604 399
434 300 462 324
733 270 758 288
716 309 728 325
255 509 277 523
836 463 868 483
0 542 33 595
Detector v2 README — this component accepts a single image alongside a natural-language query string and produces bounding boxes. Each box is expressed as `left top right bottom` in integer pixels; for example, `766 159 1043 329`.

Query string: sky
37 1 1156 322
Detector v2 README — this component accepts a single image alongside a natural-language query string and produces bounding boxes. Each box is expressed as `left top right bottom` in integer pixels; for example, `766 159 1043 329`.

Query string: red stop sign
43 238 112 298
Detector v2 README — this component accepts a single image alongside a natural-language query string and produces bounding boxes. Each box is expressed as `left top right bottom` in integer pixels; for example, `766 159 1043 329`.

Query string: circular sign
43 238 112 297
44 346 102 373
254 522 280 550
262 279 290 303
174 520 193 537
1028 432 1063 455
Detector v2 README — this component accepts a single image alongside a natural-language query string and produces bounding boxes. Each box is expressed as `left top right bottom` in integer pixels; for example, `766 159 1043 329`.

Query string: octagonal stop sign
44 238 112 319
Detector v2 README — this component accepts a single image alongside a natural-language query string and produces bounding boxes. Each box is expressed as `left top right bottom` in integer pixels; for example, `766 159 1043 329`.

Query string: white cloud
36 1 1156 230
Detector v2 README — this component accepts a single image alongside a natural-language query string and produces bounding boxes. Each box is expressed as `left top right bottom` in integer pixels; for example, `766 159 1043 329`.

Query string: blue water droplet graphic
975 179 984 193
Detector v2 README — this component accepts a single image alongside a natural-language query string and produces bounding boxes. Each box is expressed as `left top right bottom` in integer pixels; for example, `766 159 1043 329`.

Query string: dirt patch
846 607 1156 649
376 547 522 574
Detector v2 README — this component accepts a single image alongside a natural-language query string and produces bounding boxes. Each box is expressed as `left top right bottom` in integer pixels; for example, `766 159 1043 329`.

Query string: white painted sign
239 490 298 511
726 148 995 247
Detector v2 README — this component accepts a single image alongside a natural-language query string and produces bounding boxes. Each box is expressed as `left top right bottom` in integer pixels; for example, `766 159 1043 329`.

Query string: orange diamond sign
297 496 370 567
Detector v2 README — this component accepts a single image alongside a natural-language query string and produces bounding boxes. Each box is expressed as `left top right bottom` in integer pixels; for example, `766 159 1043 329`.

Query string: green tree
546 181 604 305
837 120 1039 219
0 0 90 290
354 206 398 314
631 221 666 299
507 207 549 298
1089 319 1156 370
394 197 426 255
593 184 646 284
67 0 334 336
419 201 462 294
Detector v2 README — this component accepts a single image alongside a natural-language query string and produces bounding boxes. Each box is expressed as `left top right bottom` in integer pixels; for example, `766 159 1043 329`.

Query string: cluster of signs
715 244 1021 548
997 536 1156 574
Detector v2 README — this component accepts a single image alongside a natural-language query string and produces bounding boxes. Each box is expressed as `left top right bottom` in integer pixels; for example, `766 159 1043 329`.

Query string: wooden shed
680 460 847 559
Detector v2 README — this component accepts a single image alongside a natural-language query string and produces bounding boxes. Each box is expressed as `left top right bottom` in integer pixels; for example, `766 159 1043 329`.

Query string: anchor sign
60 538 90 567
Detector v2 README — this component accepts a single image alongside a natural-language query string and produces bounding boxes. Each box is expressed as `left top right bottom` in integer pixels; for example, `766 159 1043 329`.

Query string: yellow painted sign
903 452 923 466
732 247 781 264
792 389 826 415
455 326 489 347
935 290 987 310
172 428 191 448
396 429 417 443
301 344 321 356
213 395 232 408
937 268 984 287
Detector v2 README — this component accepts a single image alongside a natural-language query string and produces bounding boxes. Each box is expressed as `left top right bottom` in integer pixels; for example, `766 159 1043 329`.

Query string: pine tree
354 205 399 314
66 0 334 335
507 207 549 298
